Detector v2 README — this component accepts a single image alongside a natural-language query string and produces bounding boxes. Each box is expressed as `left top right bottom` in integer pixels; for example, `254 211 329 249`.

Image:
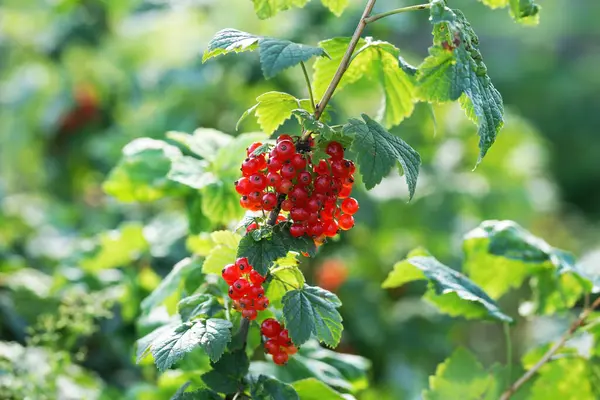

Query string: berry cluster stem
499 296 600 400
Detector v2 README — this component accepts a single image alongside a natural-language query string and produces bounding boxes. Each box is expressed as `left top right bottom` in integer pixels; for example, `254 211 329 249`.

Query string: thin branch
500 296 600 400
503 322 512 387
300 61 316 112
313 0 378 122
364 3 431 24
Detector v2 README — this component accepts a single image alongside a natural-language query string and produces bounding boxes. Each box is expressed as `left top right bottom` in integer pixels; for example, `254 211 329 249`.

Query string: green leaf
203 231 241 275
250 375 299 400
423 348 494 400
314 38 416 128
292 378 346 400
476 0 540 24
237 224 316 276
202 350 249 394
141 258 203 313
178 294 223 321
383 251 512 322
212 132 269 175
176 390 221 400
239 92 301 134
266 257 305 307
103 138 185 202
282 285 343 347
200 182 243 226
167 128 233 162
417 6 504 163
343 114 421 197
202 29 260 62
259 38 327 79
80 222 148 271
529 358 593 399
291 109 336 138
320 0 348 16
252 0 309 19
151 318 232 370
137 321 180 363
168 157 216 189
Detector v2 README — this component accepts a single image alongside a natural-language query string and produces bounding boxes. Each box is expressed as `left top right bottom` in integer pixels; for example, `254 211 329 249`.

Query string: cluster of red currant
221 257 268 321
234 135 359 243
260 318 297 366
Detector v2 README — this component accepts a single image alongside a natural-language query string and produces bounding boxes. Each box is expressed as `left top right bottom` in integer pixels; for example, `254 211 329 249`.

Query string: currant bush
221 257 268 321
261 318 297 366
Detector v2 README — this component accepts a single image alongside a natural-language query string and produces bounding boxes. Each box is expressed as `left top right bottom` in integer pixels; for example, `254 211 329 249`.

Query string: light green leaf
320 0 348 16
259 38 327 79
344 114 421 197
292 378 346 400
529 358 593 400
239 92 301 134
266 257 305 307
200 182 243 226
252 0 309 19
167 129 232 161
237 224 316 276
168 157 216 189
282 285 343 347
81 222 148 271
423 348 494 400
178 294 223 321
202 29 260 62
314 38 416 128
383 251 512 322
151 318 232 370
250 375 299 400
136 321 180 363
418 6 504 163
202 231 240 274
212 132 269 175
476 0 540 24
141 258 202 313
103 138 185 202
211 230 242 248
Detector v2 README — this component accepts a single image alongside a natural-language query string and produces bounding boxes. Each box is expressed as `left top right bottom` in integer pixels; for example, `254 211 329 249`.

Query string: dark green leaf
291 109 336 137
178 294 223 321
259 38 327 79
171 386 222 400
202 350 249 394
344 114 421 198
250 375 299 400
237 224 316 275
282 285 343 347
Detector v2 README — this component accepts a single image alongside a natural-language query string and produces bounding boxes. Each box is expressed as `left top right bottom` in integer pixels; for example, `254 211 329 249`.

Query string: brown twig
499 296 600 400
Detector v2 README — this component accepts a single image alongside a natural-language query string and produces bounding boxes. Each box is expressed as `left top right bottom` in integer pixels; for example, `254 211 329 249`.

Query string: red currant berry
290 207 309 222
337 214 355 230
326 141 344 160
247 142 263 156
281 199 293 212
341 197 359 215
246 222 259 232
291 153 307 169
307 212 319 225
277 329 292 346
261 318 282 338
277 179 293 194
254 155 267 170
314 160 330 175
242 309 258 320
273 351 289 365
276 140 295 160
241 158 260 176
249 174 267 191
248 191 263 204
221 264 240 285
239 297 254 309
262 192 278 211
276 134 293 143
280 165 297 180
249 270 266 285
266 172 282 188
235 257 251 273
309 223 324 238
323 220 338 237
239 196 253 209
264 339 280 354
283 345 298 355
314 175 331 194
234 177 252 195
256 298 270 310
228 287 243 300
306 198 322 213
276 215 287 223
346 160 356 174
232 278 250 294
296 171 312 186
248 285 265 299
339 186 352 199
331 159 350 178
289 187 308 205
267 157 283 172
290 223 306 237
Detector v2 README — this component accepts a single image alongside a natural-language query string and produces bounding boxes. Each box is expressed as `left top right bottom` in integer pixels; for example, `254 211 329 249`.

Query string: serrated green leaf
137 321 180 363
292 378 346 400
202 231 240 275
418 7 504 163
103 138 185 202
211 230 242 248
141 258 202 313
213 132 269 175
168 157 216 189
240 92 301 134
291 109 336 137
252 0 308 19
151 319 232 370
200 182 243 226
167 128 233 161
178 294 223 321
237 224 316 275
314 38 416 128
529 358 593 400
202 29 260 62
202 350 249 394
344 114 420 197
171 385 222 400
250 375 299 400
282 285 343 347
201 370 239 394
259 38 327 79
383 253 512 322
251 143 272 157
476 0 540 23
320 0 348 16
423 348 494 400
266 258 305 307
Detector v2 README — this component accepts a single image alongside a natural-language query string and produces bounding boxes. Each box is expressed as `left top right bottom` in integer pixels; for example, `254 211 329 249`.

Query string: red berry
289 187 308 205
341 197 359 215
242 309 258 320
262 192 278 211
339 185 352 199
290 207 309 222
276 215 287 223
267 157 283 172
314 175 331 194
291 153 307 169
337 214 355 230
256 298 270 310
232 278 250 294
248 285 265 299
347 160 356 174
307 212 319 225
246 222 259 232
280 165 297 179
283 345 298 355
249 270 266 285
306 198 322 213
228 287 243 300
326 141 344 160
266 172 282 188
320 203 335 220
278 179 293 194
221 264 240 285
247 142 263 156
273 351 289 365
235 257 252 273
290 223 306 237
314 160 330 175
264 339 280 355
331 159 350 178
241 158 260 176
281 199 293 212
309 223 324 238
296 171 312 186
323 220 338 237
261 319 282 338
277 329 292 346
239 297 254 309
249 174 267 191
277 134 293 143
239 196 253 209
234 177 252 195
248 191 263 204
276 140 295 160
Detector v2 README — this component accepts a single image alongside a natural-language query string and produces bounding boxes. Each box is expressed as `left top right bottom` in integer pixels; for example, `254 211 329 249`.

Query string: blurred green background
1 0 599 399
